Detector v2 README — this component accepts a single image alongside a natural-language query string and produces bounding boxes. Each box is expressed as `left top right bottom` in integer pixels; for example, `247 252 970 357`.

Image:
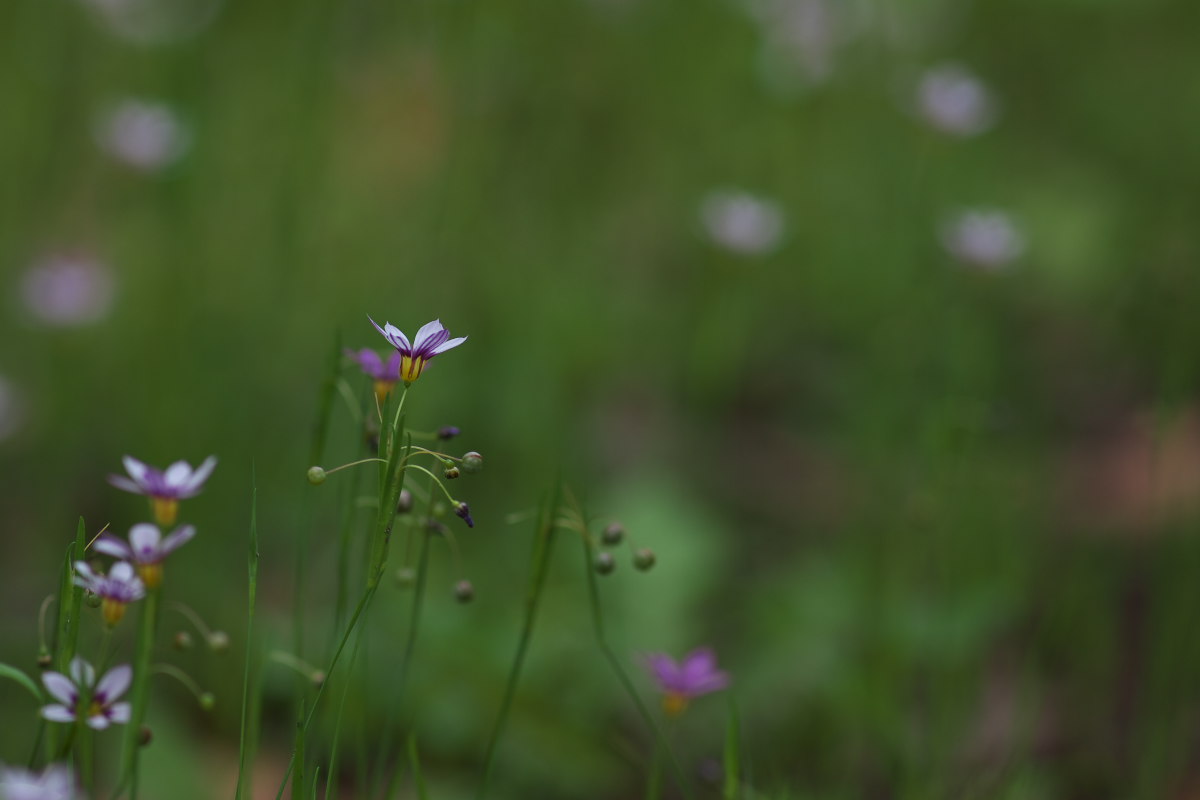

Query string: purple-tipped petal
122 455 149 485
384 350 402 380
108 701 131 724
431 336 467 355
109 562 137 583
644 654 682 690
73 561 97 584
681 648 717 678
128 524 162 559
181 455 217 495
411 319 446 350
93 534 133 560
160 524 196 555
40 704 76 723
108 475 144 494
369 316 411 353
96 665 132 702
41 673 77 706
69 657 95 688
347 348 384 378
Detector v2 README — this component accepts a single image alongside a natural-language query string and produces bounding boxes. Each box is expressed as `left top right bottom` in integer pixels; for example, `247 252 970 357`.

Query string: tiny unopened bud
199 692 216 711
444 466 461 480
396 489 413 514
139 726 153 747
454 580 474 603
461 451 483 473
602 522 625 546
173 631 194 651
208 631 231 653
85 592 102 609
395 567 416 588
306 466 326 485
438 426 461 441
594 552 616 575
633 548 656 572
455 502 475 528
37 650 52 670
311 671 326 689
432 501 448 518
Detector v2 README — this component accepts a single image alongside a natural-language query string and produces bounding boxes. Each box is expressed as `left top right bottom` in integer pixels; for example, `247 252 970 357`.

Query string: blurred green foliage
3 0 1200 796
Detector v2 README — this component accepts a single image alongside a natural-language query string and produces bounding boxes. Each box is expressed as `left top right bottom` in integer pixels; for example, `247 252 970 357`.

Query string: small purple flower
643 647 730 715
700 190 785 256
438 426 461 440
454 501 475 528
108 454 217 525
939 208 1025 271
0 762 77 800
74 561 145 626
916 63 998 137
41 657 132 731
95 98 190 171
368 318 467 384
345 348 402 407
94 523 195 590
21 254 116 327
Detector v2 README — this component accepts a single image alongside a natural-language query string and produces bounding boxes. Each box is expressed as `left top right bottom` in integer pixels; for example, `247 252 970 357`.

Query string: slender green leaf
0 663 42 701
407 734 430 800
236 468 261 800
724 695 741 800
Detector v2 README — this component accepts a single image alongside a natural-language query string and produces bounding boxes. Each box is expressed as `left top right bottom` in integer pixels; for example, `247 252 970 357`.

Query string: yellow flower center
373 379 396 409
400 355 426 383
661 692 689 717
101 598 127 627
137 563 163 590
152 497 179 526
88 700 105 719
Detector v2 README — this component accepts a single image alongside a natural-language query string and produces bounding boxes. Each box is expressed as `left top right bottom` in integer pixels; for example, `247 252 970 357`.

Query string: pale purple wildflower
0 763 77 800
346 348 403 406
20 255 115 327
368 318 467 384
940 209 1025 271
916 63 998 137
78 0 222 46
94 523 195 589
108 455 217 525
41 657 132 731
96 98 189 171
700 190 785 256
643 647 730 715
74 561 145 625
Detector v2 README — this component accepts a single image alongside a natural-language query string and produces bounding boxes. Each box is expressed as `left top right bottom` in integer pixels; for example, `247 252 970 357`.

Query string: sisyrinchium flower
74 561 145 626
0 762 77 800
41 657 132 730
93 523 195 590
368 317 467 385
345 347 402 408
643 647 730 716
108 454 217 525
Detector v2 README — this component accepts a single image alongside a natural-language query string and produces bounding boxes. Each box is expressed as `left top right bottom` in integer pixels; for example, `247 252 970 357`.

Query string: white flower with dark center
41 658 132 731
94 523 195 589
700 190 785 255
74 562 145 626
109 455 217 525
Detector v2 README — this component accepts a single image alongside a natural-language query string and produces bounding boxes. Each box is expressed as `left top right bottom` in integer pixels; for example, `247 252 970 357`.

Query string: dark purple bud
455 502 475 528
594 552 616 575
438 426 461 441
454 580 474 603
602 522 625 546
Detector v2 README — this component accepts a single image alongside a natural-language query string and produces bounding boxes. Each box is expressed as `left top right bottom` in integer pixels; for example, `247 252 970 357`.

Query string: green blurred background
4 0 1200 796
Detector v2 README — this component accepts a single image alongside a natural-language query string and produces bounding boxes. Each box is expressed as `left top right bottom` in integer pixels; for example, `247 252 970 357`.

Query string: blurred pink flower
21 255 115 326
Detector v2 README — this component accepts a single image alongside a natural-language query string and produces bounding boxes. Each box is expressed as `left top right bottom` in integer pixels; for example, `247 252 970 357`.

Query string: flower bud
594 552 616 575
633 548 656 571
461 451 484 473
396 489 413 514
444 466 461 480
432 501 448 518
454 580 474 603
199 692 216 711
438 426 461 441
454 502 475 528
306 466 326 485
395 567 416 588
139 726 153 747
311 671 326 689
173 631 194 651
85 592 102 609
208 631 231 654
37 649 52 670
602 522 625 546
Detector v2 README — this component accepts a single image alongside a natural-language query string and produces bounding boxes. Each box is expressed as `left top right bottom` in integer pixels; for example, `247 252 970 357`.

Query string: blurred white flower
940 209 1025 271
78 0 222 45
916 63 998 136
740 0 869 91
700 190 785 256
96 99 189 172
0 376 23 443
21 255 116 326
0 762 77 800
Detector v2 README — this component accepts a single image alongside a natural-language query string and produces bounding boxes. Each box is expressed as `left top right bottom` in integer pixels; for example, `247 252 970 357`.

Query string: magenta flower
368 318 467 384
108 454 216 525
94 523 195 590
74 561 145 626
345 348 403 407
643 647 730 715
41 657 132 730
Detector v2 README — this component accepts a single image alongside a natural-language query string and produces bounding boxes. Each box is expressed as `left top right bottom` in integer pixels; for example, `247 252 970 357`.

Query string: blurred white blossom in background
96 99 190 172
915 63 998 136
940 208 1025 271
79 0 222 44
700 190 785 256
20 254 117 326
741 0 869 91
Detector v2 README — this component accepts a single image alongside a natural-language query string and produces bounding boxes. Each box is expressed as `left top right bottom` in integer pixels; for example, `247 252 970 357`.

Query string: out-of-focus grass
3 0 1200 797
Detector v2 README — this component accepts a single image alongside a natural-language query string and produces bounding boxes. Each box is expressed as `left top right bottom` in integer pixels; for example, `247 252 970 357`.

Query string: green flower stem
474 487 561 800
366 396 409 588
117 587 160 799
48 520 86 762
579 532 695 800
235 473 260 800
